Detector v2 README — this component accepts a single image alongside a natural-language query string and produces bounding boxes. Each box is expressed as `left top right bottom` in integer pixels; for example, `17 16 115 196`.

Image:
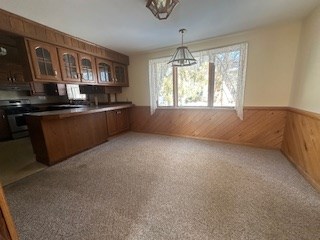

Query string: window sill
156 106 236 111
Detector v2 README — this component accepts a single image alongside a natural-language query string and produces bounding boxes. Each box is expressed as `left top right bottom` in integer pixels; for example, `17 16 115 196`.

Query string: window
149 43 248 119
66 84 86 100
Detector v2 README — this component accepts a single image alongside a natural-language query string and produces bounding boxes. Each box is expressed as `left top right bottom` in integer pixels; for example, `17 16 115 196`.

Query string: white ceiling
0 0 319 55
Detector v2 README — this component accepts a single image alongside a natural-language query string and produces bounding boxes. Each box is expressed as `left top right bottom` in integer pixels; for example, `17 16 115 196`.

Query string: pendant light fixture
168 29 197 67
146 0 179 20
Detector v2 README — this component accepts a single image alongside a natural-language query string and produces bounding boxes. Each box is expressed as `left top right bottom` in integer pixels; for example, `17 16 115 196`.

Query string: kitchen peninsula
27 104 132 166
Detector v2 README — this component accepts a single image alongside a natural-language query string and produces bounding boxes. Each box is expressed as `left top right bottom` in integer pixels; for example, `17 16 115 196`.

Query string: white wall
119 22 301 107
290 6 320 113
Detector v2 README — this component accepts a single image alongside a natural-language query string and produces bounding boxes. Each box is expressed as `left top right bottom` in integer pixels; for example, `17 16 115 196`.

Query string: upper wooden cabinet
0 38 26 84
96 59 129 87
113 63 128 87
0 63 25 84
0 36 128 86
79 53 96 84
27 40 61 81
96 58 114 85
58 48 81 82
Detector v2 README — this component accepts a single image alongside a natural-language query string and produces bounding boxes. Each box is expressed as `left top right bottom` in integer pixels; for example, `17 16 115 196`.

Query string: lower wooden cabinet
0 185 18 240
106 108 130 136
27 112 108 165
27 107 131 165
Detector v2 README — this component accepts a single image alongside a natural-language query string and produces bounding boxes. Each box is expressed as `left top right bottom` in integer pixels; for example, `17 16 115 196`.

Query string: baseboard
281 149 320 192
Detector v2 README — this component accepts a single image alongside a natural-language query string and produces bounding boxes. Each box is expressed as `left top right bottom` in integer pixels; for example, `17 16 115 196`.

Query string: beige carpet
4 132 320 240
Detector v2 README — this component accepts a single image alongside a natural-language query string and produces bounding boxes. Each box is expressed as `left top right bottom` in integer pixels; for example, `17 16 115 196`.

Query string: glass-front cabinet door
58 48 81 82
28 40 61 81
96 58 114 85
113 63 128 86
79 53 96 83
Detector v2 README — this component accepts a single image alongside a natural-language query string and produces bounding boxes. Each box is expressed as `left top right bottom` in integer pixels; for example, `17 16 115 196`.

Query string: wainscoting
281 108 320 191
130 106 287 149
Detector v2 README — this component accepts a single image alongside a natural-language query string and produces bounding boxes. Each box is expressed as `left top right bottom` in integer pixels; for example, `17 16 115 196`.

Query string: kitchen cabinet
113 63 128 86
0 39 25 85
79 53 97 84
96 59 128 87
0 64 25 84
0 109 11 140
0 184 18 240
26 105 132 165
27 39 61 81
106 108 130 136
96 58 114 85
30 82 67 96
27 111 109 165
58 48 81 82
58 49 97 84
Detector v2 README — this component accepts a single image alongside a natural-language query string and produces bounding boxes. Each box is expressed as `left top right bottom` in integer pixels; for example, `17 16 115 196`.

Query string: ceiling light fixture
168 29 197 67
146 0 179 20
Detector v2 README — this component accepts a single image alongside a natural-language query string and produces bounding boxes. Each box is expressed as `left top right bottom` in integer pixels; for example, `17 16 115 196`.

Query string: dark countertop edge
27 104 134 120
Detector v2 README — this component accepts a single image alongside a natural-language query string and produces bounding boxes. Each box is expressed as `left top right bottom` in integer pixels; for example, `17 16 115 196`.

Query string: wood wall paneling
9 16 24 34
0 13 10 31
130 107 287 149
281 109 320 191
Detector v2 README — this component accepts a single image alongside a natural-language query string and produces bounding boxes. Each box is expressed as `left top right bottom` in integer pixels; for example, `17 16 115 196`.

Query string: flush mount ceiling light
168 29 197 67
146 0 179 20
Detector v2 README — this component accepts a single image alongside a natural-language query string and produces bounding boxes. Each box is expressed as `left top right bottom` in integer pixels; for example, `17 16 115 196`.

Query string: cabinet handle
7 77 11 82
54 70 58 76
116 111 121 114
2 114 5 119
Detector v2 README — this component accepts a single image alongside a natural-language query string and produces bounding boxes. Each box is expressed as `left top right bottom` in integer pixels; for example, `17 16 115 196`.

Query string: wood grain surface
0 184 18 240
282 108 320 191
130 106 287 149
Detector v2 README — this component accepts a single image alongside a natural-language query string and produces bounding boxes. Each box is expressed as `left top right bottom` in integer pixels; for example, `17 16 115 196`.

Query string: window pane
157 63 173 106
214 50 240 107
177 57 209 107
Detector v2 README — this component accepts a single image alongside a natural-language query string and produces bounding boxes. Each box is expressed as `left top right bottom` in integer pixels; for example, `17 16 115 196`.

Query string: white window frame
149 42 248 119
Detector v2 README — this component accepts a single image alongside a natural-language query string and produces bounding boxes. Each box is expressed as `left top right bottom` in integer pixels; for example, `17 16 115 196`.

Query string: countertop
26 104 134 120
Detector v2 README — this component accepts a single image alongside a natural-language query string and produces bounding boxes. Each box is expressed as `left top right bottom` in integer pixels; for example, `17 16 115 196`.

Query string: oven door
7 114 28 132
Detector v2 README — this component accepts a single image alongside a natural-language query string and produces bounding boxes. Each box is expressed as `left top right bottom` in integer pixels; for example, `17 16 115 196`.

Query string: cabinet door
28 40 61 81
113 63 128 86
96 58 114 85
106 111 118 136
79 53 96 83
9 64 25 83
117 109 130 132
58 48 81 82
0 64 24 84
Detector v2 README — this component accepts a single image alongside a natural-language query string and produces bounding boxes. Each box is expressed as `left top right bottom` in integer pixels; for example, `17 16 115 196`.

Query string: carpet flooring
4 132 320 240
